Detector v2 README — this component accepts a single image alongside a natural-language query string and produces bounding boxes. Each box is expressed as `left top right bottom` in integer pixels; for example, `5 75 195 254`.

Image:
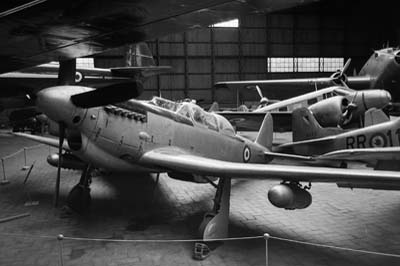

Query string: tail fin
255 113 273 150
110 42 172 78
126 42 156 67
364 108 390 127
208 102 219 112
292 107 343 141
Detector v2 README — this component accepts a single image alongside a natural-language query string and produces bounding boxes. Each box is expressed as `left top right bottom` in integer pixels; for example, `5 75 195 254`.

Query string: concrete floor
1 132 400 266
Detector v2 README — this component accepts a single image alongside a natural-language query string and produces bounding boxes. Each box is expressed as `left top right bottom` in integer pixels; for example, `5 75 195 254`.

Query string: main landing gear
194 177 231 260
66 165 92 213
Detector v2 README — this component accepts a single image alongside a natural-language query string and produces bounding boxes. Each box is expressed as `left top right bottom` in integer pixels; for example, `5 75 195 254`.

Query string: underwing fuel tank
47 153 86 170
268 183 312 210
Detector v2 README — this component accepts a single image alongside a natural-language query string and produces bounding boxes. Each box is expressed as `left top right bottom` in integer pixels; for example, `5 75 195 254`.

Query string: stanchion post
22 147 29 170
264 233 270 266
1 158 9 185
57 234 64 266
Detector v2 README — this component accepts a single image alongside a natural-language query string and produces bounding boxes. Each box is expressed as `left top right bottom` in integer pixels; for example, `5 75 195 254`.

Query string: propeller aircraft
269 107 400 179
15 72 400 251
215 47 400 102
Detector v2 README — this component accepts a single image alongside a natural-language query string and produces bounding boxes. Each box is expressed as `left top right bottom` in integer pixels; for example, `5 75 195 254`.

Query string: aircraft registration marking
243 145 251 163
346 129 400 148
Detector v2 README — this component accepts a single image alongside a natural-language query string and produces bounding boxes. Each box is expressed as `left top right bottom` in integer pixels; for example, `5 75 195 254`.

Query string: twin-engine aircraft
215 47 400 102
16 82 400 244
219 85 392 133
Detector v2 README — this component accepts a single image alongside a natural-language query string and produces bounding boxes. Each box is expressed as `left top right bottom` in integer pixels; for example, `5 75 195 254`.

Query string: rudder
255 113 273 150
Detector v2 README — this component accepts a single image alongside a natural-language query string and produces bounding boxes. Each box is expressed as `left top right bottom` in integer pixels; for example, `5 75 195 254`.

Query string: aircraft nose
36 86 87 126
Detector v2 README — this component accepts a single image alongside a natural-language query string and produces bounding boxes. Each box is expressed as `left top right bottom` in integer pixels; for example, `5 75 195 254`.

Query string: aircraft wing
0 0 317 74
215 76 373 93
12 132 69 151
139 147 400 185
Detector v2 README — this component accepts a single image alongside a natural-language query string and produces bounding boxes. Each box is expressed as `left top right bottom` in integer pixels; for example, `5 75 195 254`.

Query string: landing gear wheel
197 213 214 237
66 185 91 214
194 177 231 260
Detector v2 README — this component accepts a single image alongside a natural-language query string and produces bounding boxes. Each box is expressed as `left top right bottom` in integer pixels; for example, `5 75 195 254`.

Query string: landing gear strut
66 164 92 213
194 177 231 260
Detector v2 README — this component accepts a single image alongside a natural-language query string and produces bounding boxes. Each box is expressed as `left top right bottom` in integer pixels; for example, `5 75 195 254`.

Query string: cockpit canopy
176 102 235 136
147 96 236 136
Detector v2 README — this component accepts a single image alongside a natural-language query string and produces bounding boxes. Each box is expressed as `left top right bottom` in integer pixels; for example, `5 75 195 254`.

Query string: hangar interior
93 1 400 108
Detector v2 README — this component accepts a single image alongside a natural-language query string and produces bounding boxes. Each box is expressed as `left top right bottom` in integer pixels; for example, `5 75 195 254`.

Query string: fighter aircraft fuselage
278 117 400 156
39 86 269 173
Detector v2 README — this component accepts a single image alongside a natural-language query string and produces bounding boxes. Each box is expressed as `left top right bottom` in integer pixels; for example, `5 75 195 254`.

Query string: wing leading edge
139 147 400 185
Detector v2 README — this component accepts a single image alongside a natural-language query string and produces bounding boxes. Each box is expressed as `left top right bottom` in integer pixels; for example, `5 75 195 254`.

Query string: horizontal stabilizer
264 151 313 161
111 66 173 78
70 81 143 108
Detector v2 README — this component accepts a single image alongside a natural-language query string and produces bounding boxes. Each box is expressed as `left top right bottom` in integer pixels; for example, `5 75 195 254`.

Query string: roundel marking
369 133 387 148
243 145 251 163
75 71 83 83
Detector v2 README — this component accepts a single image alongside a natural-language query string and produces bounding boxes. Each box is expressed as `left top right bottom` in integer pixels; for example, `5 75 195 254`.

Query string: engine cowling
268 183 312 210
309 96 349 127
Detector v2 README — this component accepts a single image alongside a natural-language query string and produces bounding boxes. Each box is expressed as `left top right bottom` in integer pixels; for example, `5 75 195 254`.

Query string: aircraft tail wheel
66 184 91 213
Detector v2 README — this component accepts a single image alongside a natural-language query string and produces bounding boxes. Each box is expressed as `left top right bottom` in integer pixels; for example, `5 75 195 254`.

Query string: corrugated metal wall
94 11 398 107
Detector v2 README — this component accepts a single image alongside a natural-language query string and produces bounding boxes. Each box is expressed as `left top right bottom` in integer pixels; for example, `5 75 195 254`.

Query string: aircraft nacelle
352 90 391 112
309 90 391 127
268 183 312 210
309 96 348 127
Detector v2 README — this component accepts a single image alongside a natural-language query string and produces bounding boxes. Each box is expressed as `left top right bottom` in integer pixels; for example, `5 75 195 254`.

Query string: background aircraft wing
214 76 373 99
218 111 292 132
316 147 400 162
215 78 336 90
139 147 400 185
0 0 317 73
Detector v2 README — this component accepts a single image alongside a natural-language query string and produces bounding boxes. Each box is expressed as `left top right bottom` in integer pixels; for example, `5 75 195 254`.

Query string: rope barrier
62 235 264 243
0 230 399 259
269 235 400 258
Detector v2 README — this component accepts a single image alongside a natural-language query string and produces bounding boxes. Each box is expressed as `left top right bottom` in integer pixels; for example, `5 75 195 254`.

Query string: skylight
210 19 239 28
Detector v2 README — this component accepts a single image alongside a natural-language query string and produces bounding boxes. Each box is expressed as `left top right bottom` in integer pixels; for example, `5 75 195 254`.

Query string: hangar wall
94 9 399 108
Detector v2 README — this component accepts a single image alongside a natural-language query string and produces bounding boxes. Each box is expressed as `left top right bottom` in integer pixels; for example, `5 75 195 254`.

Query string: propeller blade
70 81 144 108
341 58 351 76
255 85 263 99
54 122 65 207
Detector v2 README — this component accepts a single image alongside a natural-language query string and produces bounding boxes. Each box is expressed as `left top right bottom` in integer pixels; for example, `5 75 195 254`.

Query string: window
297 58 319 72
76 58 94 68
322 58 344 72
267 57 343 73
210 18 239 28
268 58 294 72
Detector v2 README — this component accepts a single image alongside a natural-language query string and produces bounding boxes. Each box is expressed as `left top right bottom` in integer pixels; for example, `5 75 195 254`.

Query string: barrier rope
1 231 400 258
2 144 45 160
268 235 400 259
